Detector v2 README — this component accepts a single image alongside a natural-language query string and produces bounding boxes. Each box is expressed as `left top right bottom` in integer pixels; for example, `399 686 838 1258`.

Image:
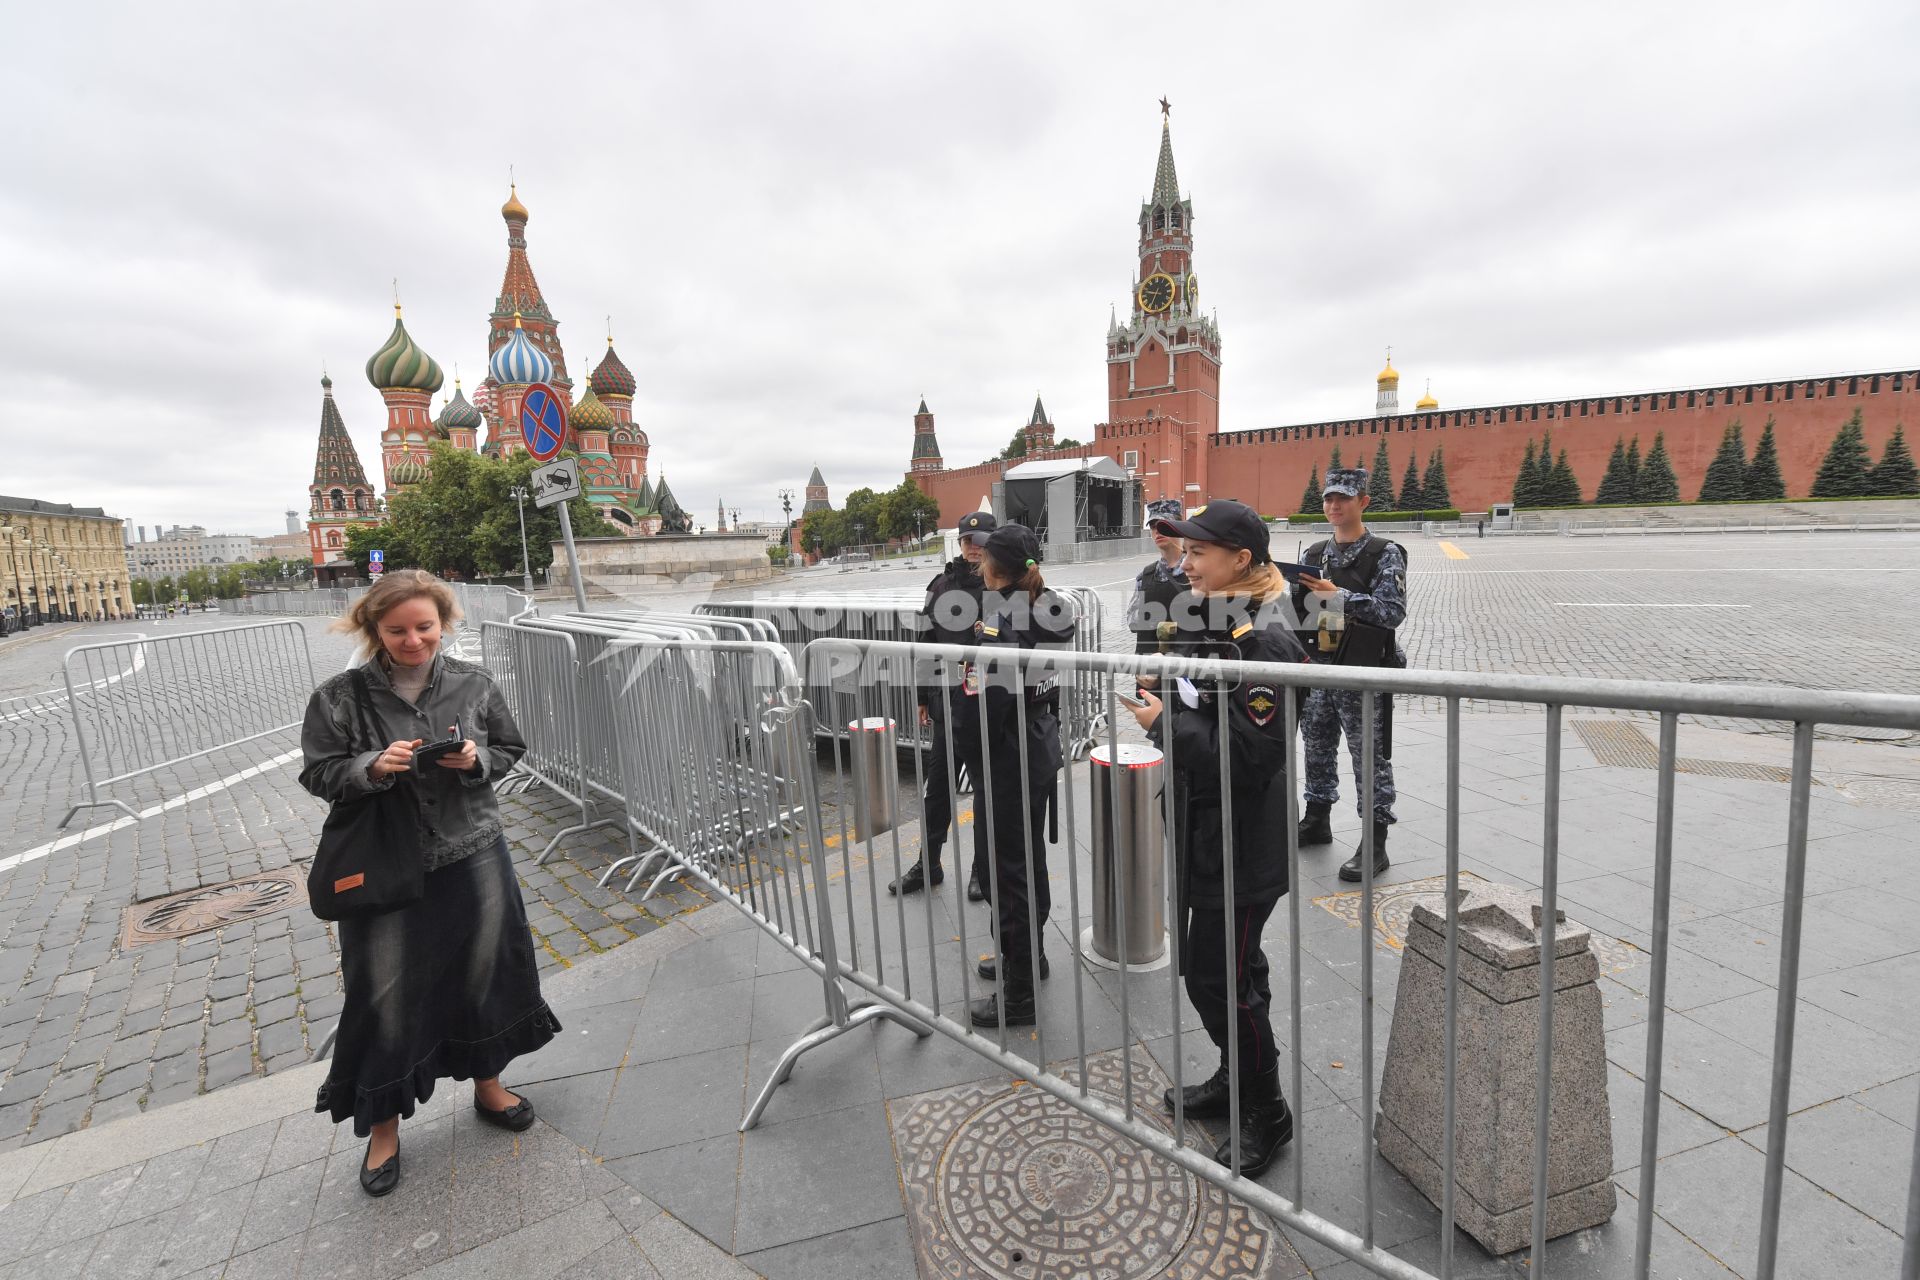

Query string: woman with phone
1123 499 1311 1177
965 523 1076 1030
299 569 555 1197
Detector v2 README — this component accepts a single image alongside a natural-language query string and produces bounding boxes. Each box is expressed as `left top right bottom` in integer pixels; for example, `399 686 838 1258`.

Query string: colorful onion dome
571 385 614 433
365 305 445 393
489 314 553 386
390 456 430 486
501 184 529 222
591 341 637 398
437 382 485 432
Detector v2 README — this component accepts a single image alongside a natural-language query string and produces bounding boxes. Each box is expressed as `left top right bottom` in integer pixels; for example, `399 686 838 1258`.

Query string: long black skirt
315 835 560 1137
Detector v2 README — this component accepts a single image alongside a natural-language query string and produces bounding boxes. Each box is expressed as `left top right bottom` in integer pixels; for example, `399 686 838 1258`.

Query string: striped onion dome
489 314 553 386
591 342 637 397
571 385 614 433
437 383 485 432
390 455 430 486
365 306 445 393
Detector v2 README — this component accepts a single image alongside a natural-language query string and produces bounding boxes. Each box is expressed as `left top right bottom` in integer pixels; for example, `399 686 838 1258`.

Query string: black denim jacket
298 654 527 872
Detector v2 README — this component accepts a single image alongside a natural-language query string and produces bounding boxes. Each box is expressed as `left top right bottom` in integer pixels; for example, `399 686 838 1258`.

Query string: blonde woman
299 569 557 1197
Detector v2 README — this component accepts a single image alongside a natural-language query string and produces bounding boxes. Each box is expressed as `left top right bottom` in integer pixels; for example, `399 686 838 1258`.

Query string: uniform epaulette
1231 621 1253 639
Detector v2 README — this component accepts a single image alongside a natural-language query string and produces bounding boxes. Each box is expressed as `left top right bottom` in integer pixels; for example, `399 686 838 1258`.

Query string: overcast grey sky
4 1 1916 536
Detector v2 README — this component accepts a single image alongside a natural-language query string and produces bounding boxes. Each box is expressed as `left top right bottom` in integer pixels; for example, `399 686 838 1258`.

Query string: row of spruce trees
1510 410 1918 508
1297 439 1454 515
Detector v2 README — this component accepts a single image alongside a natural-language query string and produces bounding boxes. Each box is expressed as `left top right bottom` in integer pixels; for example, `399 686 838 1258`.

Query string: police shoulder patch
1246 684 1278 726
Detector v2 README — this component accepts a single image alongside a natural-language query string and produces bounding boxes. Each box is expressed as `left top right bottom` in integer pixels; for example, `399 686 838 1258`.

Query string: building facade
307 374 380 572
907 112 1920 522
122 526 258 580
1 496 133 627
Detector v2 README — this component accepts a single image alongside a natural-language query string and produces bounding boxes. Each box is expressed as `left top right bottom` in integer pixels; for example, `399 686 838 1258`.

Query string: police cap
957 510 998 541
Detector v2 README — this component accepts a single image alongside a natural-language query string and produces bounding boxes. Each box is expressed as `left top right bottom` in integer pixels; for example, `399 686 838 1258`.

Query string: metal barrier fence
694 588 1110 757
59 621 317 824
221 588 363 616
776 636 1920 1280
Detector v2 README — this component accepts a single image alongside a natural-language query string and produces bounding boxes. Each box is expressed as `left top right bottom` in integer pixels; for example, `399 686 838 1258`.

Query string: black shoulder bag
308 668 425 921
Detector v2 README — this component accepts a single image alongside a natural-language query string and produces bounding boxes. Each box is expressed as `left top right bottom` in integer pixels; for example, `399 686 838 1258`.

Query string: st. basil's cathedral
305 187 691 568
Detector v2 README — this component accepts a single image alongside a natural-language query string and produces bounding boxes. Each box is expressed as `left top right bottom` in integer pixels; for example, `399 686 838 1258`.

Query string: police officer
1125 498 1310 1176
1127 498 1190 653
890 511 993 900
1294 467 1407 882
966 523 1076 1029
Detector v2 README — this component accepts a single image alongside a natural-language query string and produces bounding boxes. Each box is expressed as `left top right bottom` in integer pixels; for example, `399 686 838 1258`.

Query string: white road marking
0 746 304 875
1552 602 1753 608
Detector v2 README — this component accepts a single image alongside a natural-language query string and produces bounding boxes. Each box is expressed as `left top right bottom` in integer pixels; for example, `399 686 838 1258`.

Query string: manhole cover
1835 775 1920 812
1315 873 1643 975
893 1051 1291 1278
121 870 306 947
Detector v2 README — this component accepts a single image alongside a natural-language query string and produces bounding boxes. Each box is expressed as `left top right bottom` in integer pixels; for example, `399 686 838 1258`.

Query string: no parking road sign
519 382 567 462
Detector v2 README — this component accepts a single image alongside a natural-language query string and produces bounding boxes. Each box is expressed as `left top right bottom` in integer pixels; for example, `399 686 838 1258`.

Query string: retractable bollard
1085 742 1168 967
847 716 897 840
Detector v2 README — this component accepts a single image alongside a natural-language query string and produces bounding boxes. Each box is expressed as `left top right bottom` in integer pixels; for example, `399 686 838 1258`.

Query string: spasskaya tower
1099 101 1222 509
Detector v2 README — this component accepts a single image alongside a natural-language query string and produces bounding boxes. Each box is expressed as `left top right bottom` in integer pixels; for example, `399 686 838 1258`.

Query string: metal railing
777 637 1920 1279
59 621 317 824
221 588 364 616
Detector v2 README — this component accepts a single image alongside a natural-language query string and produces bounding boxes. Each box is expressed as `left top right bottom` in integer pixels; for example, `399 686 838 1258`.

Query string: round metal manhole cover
938 1088 1198 1278
1835 775 1920 812
122 870 307 946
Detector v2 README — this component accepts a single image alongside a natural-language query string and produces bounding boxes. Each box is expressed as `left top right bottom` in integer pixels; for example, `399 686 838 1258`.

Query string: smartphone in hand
410 723 464 765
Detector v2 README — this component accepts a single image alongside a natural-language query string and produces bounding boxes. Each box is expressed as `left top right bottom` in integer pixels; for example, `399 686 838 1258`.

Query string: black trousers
919 706 972 873
1182 896 1280 1083
970 779 1053 984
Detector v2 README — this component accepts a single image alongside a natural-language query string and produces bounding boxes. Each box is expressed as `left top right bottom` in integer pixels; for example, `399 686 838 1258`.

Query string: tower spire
1151 105 1180 209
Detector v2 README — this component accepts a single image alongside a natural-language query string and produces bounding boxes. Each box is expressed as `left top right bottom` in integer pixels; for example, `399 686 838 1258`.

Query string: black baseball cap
957 510 998 541
1150 499 1271 564
981 523 1040 573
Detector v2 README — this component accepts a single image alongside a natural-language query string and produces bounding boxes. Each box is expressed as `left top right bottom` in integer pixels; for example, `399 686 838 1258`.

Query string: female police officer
1125 498 1310 1176
966 522 1076 1029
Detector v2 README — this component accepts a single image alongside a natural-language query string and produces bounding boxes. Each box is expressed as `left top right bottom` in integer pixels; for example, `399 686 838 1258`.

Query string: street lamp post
508 484 533 592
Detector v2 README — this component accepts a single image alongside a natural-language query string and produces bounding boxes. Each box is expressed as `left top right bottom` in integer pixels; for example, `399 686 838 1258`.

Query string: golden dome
501 184 529 221
1376 360 1400 386
1416 381 1438 410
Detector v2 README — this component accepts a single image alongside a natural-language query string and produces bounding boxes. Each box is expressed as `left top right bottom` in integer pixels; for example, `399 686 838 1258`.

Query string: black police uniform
890 550 985 895
968 571 1075 1028
1127 555 1190 654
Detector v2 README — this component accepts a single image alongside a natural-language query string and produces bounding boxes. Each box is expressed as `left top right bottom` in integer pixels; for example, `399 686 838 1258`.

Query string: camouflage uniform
1300 534 1407 824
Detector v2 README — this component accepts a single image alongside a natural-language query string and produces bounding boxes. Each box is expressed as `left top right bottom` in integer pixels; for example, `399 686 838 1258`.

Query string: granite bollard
1374 881 1616 1254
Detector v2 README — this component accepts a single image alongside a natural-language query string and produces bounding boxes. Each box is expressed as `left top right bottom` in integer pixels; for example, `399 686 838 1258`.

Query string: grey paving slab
738 1214 920 1280
623 976 756 1066
597 1043 748 1159
605 1132 742 1251
732 1100 904 1255
1740 1099 1914 1231
230 1157 323 1256
629 1210 764 1279
556 1233 664 1280
516 1066 617 1151
512 997 641 1086
1853 1072 1919 1129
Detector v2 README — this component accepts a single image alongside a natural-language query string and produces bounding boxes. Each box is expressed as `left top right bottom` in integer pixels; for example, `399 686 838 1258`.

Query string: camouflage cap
1145 498 1183 522
1323 466 1369 498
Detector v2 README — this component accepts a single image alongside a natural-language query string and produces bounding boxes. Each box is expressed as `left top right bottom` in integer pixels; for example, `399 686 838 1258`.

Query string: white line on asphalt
1552 602 1753 608
0 746 305 876
0 635 148 720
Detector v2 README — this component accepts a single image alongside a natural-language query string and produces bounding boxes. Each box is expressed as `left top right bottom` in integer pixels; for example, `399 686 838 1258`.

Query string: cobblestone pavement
0 614 711 1150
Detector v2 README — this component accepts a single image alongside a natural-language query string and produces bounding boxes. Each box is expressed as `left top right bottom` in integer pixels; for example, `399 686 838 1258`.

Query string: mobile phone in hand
411 723 464 765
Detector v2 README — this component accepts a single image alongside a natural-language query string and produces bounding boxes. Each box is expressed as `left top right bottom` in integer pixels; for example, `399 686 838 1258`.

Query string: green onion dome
389 455 430 486
365 305 445 393
571 385 615 434
437 383 484 433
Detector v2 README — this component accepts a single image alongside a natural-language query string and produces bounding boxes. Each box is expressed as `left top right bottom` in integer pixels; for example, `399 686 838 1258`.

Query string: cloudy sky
5 1 1916 536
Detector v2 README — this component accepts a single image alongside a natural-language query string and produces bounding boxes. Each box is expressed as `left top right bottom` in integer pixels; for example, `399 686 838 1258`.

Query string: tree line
1297 440 1454 515
798 480 942 556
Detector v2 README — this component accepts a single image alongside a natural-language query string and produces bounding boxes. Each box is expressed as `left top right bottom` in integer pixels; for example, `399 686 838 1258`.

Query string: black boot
1297 802 1333 847
1338 820 1390 883
1213 1075 1294 1178
966 869 985 902
888 858 943 896
1161 1065 1232 1119
976 951 1050 981
969 980 1036 1028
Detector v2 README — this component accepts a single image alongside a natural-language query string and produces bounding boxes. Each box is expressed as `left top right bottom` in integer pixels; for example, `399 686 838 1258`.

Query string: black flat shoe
360 1143 399 1197
473 1092 536 1132
888 860 942 896
966 871 985 903
969 989 1036 1028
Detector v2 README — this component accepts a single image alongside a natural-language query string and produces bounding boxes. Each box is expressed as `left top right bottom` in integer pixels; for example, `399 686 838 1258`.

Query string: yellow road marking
1438 541 1469 560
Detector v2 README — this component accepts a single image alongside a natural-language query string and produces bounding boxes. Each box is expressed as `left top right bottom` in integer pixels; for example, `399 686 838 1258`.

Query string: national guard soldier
1293 467 1407 882
1126 497 1190 653
891 511 993 900
1124 499 1311 1176
966 523 1076 1030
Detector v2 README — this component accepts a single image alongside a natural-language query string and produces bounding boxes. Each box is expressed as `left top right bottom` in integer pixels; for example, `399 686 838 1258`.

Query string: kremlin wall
906 111 1917 523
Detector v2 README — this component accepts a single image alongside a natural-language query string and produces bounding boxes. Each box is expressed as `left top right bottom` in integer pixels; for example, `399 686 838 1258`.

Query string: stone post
1374 882 1616 1254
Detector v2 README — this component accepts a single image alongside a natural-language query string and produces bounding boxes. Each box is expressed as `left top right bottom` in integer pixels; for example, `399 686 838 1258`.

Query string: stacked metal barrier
220 588 362 617
59 621 317 823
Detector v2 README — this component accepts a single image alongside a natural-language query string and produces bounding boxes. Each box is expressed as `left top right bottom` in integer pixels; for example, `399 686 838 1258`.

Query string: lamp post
508 484 533 592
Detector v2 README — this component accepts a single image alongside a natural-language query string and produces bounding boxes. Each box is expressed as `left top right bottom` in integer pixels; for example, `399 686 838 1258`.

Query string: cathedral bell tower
1101 102 1222 508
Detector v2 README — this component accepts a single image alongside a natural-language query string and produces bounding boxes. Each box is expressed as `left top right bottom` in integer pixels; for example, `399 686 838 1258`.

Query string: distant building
252 531 312 562
122 526 257 580
2 495 133 626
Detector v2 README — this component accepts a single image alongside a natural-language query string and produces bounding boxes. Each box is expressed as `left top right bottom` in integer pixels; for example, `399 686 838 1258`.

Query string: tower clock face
1137 273 1175 314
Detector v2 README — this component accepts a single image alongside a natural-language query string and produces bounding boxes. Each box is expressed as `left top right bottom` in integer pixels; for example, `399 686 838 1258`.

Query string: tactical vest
1304 533 1405 662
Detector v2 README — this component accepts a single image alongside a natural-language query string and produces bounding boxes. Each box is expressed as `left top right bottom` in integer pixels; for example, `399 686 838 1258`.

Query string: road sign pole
557 503 588 613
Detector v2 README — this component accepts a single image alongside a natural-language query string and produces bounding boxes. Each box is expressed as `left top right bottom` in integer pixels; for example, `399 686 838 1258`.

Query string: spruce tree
1639 433 1680 502
1399 451 1425 512
1625 437 1643 501
1422 447 1452 509
1594 438 1632 505
1330 445 1344 470
1811 411 1872 497
1532 431 1558 503
1513 438 1540 506
1369 438 1397 509
1299 465 1324 515
1868 424 1918 496
1547 448 1583 506
1744 417 1786 500
1697 421 1749 502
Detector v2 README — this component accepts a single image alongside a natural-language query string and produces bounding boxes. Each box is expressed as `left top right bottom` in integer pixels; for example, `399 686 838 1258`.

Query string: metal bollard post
1084 742 1168 967
846 716 897 840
